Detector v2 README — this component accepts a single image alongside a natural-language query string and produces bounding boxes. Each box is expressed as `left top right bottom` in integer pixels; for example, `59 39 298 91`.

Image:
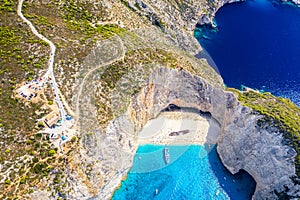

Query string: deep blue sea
195 0 300 106
113 145 256 200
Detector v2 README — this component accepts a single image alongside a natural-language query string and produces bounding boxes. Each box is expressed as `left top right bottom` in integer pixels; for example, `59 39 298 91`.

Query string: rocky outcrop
129 67 229 131
218 105 300 199
123 0 204 54
123 0 243 53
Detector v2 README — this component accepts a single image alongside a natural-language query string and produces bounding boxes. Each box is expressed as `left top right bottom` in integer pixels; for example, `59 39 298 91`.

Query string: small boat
202 35 211 40
163 146 170 164
155 188 158 195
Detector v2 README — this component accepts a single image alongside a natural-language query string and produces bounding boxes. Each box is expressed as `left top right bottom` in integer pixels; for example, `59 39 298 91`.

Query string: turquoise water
113 145 256 200
195 0 300 106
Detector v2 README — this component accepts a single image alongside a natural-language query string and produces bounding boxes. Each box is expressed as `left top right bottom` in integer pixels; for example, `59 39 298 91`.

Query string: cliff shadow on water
195 47 221 76
207 145 256 200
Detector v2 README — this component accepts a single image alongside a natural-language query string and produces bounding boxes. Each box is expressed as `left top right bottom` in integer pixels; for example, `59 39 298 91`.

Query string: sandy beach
138 111 220 145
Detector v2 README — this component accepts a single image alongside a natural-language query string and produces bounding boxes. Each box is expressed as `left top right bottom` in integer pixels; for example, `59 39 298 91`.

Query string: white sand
138 111 217 145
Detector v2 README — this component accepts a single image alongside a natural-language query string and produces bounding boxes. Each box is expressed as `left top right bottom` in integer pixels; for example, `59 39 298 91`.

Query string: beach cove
113 110 256 200
137 110 220 145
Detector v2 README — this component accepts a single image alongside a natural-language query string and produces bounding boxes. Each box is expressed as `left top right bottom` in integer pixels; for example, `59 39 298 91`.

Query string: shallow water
113 145 256 200
195 0 300 106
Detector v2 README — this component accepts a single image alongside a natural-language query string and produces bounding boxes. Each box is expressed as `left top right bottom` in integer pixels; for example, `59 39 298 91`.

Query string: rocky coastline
283 0 300 6
198 0 300 27
218 102 300 199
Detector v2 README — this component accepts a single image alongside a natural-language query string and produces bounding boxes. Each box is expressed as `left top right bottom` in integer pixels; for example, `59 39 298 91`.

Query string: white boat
163 146 170 164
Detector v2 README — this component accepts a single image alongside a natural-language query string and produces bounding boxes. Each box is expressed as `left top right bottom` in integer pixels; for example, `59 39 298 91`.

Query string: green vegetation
33 163 47 174
0 26 20 46
0 0 15 13
96 47 199 127
227 88 300 176
0 6 60 197
48 149 56 156
5 179 11 185
66 22 126 39
109 47 200 82
0 26 48 80
60 0 94 21
20 176 27 184
37 121 45 128
71 136 77 142
58 0 125 39
23 13 52 26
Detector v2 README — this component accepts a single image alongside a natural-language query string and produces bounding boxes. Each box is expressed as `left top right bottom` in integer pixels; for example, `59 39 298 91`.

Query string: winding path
17 0 125 136
74 36 125 127
17 0 70 127
17 0 55 75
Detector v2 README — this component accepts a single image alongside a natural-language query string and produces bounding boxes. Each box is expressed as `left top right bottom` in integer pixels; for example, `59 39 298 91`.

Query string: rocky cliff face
218 104 300 199
129 67 228 130
121 0 233 53
124 0 243 47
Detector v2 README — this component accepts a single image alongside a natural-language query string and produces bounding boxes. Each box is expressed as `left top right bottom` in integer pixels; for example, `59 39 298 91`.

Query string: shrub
20 176 26 184
37 121 44 128
71 136 76 142
5 179 11 185
46 165 53 172
33 163 46 174
36 133 42 138
48 149 56 156
32 157 39 163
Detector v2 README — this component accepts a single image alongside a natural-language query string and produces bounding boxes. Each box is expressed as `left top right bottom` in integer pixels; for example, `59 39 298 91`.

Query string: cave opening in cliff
207 145 257 199
137 104 221 145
